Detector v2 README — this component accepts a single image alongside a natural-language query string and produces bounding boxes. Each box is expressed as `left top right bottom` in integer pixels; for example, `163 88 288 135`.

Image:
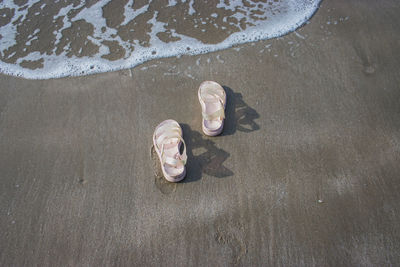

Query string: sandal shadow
181 124 233 183
221 86 260 136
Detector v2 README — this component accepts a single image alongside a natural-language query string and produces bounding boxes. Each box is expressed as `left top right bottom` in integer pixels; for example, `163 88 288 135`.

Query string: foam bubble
0 0 321 79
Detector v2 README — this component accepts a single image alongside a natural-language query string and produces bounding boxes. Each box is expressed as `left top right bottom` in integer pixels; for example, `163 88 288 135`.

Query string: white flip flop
198 81 226 136
152 119 187 182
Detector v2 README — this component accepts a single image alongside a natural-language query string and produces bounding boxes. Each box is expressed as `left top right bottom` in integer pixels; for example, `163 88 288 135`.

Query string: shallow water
0 0 321 79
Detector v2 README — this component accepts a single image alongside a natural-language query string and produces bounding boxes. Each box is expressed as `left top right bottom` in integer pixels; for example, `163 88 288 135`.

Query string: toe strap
199 82 226 103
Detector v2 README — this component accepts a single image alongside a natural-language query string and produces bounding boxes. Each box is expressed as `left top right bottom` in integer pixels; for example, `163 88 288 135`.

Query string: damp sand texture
1 0 400 266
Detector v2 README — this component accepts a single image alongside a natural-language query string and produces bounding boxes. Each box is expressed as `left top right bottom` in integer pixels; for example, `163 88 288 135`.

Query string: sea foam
0 0 321 79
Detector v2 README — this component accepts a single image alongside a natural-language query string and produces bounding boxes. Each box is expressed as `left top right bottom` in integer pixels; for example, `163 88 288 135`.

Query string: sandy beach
1 0 400 266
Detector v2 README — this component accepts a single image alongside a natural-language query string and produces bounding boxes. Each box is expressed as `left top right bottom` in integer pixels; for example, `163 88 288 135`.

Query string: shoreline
0 0 322 79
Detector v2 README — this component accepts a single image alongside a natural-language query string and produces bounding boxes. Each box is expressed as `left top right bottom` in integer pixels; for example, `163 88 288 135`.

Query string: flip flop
153 119 187 182
198 81 226 136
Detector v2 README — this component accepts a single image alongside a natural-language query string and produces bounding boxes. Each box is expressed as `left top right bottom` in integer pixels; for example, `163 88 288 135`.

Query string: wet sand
1 0 400 266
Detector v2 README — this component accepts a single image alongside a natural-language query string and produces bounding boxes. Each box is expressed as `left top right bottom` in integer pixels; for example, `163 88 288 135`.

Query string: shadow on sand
180 123 233 183
222 86 260 136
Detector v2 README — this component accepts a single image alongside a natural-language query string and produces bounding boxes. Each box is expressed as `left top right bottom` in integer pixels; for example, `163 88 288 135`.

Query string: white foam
122 0 149 25
0 0 321 79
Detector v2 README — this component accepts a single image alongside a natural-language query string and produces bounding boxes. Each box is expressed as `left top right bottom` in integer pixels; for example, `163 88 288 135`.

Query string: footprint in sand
214 220 247 265
150 145 177 195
